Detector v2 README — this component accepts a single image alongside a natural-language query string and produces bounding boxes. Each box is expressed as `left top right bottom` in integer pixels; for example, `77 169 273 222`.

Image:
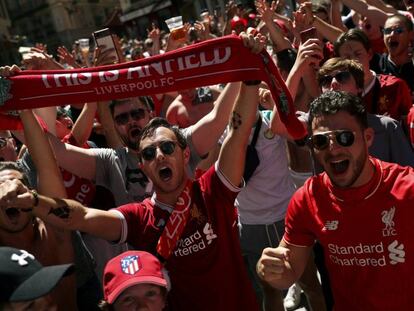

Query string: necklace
330 159 383 202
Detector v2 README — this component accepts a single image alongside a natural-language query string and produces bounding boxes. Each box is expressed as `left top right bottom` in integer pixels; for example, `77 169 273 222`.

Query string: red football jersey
60 133 96 206
116 165 259 311
363 74 412 120
284 158 414 310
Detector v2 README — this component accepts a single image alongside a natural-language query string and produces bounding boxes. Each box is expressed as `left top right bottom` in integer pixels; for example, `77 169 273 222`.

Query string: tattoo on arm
231 111 242 130
48 199 71 219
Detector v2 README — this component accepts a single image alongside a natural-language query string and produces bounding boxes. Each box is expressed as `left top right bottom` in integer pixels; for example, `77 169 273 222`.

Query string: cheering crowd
1 0 414 310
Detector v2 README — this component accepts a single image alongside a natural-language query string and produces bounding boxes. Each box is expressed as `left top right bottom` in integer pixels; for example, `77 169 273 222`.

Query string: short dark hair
109 97 153 116
138 117 187 161
334 28 371 56
309 91 368 132
386 14 413 32
0 162 31 188
318 57 365 90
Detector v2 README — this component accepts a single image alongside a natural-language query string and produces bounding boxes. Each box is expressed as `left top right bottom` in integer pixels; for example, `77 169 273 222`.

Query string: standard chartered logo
388 240 405 265
174 223 217 257
327 240 406 267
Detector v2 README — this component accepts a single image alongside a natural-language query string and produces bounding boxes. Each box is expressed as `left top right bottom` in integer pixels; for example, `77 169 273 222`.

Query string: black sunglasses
0 137 10 149
114 109 146 125
319 71 352 88
140 141 177 161
382 27 405 35
309 130 355 150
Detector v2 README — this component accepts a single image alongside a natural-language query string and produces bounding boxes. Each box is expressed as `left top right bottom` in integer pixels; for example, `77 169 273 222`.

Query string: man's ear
183 146 190 164
364 127 375 147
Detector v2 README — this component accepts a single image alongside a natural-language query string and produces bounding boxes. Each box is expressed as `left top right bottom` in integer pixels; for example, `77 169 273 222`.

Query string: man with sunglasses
334 28 412 121
377 14 414 95
257 91 414 310
317 57 414 167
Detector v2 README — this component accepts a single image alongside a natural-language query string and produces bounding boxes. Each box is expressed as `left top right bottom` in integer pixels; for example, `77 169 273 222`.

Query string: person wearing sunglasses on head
257 90 414 310
334 28 412 122
317 57 414 168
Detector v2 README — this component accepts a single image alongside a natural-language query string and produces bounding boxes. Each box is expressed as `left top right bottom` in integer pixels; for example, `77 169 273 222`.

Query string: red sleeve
284 182 316 247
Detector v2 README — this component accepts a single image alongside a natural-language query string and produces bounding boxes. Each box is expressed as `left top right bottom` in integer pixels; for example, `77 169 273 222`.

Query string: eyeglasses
0 137 11 149
114 109 146 126
382 27 405 35
319 71 352 88
140 141 177 161
309 130 355 150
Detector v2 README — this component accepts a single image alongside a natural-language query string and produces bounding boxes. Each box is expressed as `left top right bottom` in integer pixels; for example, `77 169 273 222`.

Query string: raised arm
190 82 241 156
341 0 389 25
20 110 66 197
70 101 97 146
96 100 124 149
0 178 122 241
218 33 266 185
330 0 348 31
284 39 323 110
256 0 292 52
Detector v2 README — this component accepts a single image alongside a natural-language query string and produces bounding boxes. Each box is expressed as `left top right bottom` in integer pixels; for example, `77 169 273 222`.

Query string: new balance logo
11 250 35 266
323 220 339 231
388 240 405 265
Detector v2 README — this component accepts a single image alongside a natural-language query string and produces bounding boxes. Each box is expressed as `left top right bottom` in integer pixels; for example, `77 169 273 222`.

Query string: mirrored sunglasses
140 141 177 161
114 109 146 125
382 27 405 35
309 130 355 150
319 71 352 88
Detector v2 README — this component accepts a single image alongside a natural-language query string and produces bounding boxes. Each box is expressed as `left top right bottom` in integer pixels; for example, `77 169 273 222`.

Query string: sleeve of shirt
283 185 316 247
383 117 414 167
198 163 243 209
112 203 143 246
93 148 118 185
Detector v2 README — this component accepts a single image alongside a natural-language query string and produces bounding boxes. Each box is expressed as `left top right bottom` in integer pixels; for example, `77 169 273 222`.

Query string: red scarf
0 35 307 140
156 179 192 261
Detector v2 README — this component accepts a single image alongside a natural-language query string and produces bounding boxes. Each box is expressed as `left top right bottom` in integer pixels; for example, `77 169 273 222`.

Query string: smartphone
93 28 119 62
300 27 317 43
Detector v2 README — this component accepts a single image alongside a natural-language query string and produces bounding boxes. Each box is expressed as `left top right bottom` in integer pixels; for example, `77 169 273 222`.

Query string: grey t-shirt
94 126 201 206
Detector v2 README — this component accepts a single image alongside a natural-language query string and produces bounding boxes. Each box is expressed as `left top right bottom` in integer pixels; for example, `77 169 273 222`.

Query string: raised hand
0 65 21 77
57 46 78 68
239 29 267 54
256 0 277 24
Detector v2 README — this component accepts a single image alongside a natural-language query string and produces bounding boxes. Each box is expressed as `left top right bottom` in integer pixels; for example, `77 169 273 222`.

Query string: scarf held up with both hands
0 35 307 140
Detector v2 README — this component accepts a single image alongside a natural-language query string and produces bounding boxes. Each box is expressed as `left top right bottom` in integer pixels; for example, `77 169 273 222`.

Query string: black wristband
31 189 39 207
243 80 261 86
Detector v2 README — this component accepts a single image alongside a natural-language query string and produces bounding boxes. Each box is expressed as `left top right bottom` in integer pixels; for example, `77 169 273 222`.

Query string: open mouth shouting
158 166 173 182
3 206 22 225
129 127 142 139
328 158 350 176
388 40 399 50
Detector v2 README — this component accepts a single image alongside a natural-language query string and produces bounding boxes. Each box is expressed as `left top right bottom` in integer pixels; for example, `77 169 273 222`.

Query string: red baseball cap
103 251 168 304
231 16 248 30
